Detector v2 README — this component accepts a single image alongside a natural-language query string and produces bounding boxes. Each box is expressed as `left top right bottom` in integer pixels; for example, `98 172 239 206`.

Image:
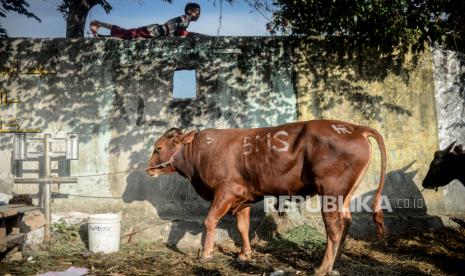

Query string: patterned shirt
146 15 191 37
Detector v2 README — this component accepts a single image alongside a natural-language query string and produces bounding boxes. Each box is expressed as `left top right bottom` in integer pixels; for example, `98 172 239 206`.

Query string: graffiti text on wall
0 58 56 77
0 91 20 106
0 90 41 133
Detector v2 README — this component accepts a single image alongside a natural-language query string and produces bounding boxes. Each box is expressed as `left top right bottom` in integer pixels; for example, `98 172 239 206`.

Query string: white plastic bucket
88 213 121 253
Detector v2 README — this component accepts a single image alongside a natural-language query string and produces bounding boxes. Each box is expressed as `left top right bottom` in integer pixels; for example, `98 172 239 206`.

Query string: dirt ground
1 223 465 276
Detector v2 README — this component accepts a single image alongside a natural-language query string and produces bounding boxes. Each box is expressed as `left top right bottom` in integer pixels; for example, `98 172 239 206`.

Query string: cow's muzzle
146 164 165 177
422 181 439 191
146 168 161 177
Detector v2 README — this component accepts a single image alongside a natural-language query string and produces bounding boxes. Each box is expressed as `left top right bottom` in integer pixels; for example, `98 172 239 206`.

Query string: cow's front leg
236 206 252 261
202 193 233 261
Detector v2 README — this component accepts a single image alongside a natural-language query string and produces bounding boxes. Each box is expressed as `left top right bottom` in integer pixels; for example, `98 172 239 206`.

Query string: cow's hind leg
334 160 370 262
314 210 345 276
335 210 352 261
315 165 368 275
202 193 233 261
236 206 252 261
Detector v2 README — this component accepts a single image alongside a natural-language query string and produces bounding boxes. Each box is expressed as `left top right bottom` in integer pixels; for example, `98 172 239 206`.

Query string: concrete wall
0 37 296 246
432 48 465 214
0 37 460 245
294 40 445 234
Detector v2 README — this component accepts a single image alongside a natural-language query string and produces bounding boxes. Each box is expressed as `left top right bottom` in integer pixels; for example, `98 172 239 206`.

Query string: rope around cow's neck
148 145 184 170
66 146 183 178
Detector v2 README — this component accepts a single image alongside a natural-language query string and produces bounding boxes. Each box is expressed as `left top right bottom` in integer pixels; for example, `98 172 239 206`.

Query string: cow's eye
153 146 162 154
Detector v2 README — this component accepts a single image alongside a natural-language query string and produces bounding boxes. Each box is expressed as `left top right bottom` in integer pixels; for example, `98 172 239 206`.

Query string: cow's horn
442 140 457 153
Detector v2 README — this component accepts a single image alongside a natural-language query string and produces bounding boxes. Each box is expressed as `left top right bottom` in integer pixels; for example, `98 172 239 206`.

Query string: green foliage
52 219 80 239
0 0 40 37
271 0 465 53
57 0 112 19
51 220 87 254
58 0 114 37
271 224 326 253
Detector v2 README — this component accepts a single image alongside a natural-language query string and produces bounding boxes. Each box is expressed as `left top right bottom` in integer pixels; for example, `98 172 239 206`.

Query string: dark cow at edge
147 120 387 275
423 141 465 190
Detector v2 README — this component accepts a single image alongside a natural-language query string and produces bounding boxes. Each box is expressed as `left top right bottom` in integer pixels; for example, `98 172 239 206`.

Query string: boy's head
185 3 201 21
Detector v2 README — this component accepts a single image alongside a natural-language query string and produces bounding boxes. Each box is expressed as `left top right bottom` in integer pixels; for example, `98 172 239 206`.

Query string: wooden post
44 134 51 242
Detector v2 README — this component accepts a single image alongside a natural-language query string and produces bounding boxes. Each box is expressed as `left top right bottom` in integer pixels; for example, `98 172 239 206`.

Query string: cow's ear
178 131 196 145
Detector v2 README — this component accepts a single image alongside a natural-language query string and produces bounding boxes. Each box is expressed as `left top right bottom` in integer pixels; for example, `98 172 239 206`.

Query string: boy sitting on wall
90 3 201 39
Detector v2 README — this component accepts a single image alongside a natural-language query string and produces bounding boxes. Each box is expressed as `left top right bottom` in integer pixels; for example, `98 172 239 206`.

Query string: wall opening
173 69 197 99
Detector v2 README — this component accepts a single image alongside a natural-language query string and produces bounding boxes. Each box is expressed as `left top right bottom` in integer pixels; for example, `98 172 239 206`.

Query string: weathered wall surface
432 48 465 214
295 40 444 234
0 37 459 246
0 37 296 246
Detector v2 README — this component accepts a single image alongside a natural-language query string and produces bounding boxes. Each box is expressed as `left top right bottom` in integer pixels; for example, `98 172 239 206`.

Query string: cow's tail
362 126 387 238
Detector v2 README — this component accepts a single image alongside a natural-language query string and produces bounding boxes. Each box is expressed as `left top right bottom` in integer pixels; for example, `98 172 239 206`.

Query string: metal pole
44 134 51 242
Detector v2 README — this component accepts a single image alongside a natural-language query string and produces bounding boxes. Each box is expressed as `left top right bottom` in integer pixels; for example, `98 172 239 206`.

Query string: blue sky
2 0 272 37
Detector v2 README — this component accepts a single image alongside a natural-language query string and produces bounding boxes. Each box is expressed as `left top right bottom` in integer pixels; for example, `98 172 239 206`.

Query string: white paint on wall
432 47 465 214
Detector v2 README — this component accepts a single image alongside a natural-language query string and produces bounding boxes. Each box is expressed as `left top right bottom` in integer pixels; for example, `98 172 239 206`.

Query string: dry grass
1 221 465 275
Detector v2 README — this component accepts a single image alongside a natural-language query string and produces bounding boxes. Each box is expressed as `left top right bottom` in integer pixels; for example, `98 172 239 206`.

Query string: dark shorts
110 25 153 39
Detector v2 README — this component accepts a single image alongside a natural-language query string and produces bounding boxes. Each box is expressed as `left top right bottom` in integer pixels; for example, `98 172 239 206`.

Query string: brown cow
146 120 386 275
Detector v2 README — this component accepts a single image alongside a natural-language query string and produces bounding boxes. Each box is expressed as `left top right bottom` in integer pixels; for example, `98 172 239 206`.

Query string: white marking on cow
206 135 215 144
273 131 290 152
255 133 272 152
331 124 352 134
242 131 290 155
243 136 253 155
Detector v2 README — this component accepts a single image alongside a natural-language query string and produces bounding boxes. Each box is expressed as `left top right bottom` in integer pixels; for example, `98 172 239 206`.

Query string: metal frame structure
13 133 79 241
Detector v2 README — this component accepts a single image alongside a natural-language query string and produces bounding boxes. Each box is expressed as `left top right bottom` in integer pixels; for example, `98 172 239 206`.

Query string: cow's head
146 128 196 177
422 141 463 190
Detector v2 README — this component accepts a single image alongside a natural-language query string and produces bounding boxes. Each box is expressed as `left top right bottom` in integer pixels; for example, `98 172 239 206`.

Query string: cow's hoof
312 268 323 276
237 251 252 262
312 268 339 276
200 255 213 263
